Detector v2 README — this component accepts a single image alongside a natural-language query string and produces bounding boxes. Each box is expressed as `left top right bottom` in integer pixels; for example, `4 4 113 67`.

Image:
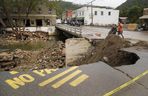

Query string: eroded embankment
1 32 148 71
70 35 140 67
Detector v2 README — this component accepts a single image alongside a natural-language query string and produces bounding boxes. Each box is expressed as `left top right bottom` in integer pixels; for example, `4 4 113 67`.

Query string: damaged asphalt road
0 48 147 96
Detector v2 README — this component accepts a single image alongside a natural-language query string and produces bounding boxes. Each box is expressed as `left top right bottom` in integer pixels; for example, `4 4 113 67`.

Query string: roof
144 8 148 10
82 5 114 9
120 17 128 19
11 14 56 17
139 15 148 19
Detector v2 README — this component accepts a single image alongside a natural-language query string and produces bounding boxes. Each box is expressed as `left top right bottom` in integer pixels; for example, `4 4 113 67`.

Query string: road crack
113 67 148 90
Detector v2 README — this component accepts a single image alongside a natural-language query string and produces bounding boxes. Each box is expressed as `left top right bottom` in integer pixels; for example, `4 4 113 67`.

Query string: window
108 12 111 16
31 20 34 25
82 11 84 16
79 12 81 16
48 8 52 14
101 11 104 16
76 12 78 16
38 8 42 14
95 11 97 15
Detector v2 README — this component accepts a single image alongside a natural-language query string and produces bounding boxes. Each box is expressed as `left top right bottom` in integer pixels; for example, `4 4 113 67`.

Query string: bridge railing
56 24 82 37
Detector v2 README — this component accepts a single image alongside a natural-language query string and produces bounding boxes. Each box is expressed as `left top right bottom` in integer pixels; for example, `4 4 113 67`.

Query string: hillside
49 1 81 18
58 1 81 11
117 0 148 23
117 0 148 10
117 0 148 16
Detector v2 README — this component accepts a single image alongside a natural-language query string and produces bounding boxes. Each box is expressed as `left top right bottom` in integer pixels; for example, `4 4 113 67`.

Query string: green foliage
49 0 81 18
117 0 148 23
127 6 143 23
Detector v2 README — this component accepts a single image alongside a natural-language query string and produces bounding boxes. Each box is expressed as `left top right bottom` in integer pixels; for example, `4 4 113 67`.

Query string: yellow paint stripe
103 70 148 96
9 71 19 75
39 66 78 87
70 74 89 87
52 70 82 88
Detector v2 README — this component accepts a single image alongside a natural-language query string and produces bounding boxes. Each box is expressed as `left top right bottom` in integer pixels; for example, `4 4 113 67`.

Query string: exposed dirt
71 35 140 67
0 32 146 71
0 31 65 71
0 41 65 71
133 41 148 48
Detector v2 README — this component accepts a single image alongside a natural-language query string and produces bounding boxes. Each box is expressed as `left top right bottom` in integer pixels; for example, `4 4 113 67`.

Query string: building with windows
0 2 56 29
72 5 119 26
139 8 148 30
62 10 73 23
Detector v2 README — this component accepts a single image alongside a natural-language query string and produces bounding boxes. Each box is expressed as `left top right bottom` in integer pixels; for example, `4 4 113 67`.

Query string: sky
64 0 127 8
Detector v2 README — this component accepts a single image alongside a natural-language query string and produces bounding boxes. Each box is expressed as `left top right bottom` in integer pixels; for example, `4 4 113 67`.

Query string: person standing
117 22 124 38
108 24 117 35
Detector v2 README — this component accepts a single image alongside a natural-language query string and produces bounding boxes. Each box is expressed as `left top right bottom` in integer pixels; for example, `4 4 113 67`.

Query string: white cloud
64 0 126 8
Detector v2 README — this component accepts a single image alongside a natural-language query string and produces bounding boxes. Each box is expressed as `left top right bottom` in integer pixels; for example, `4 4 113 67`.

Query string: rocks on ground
0 41 65 71
0 31 49 41
35 41 65 69
0 51 18 71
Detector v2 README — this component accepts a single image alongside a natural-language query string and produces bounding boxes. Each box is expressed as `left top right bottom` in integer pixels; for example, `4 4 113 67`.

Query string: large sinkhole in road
69 35 140 67
72 49 140 67
102 50 140 67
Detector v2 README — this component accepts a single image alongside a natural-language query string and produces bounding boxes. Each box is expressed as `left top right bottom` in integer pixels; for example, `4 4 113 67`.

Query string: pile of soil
73 34 139 67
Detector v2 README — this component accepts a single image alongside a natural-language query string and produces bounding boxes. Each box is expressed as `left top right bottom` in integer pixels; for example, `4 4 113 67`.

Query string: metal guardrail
56 24 82 37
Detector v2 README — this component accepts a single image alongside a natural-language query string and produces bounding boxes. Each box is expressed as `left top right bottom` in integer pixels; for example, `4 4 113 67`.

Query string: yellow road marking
33 69 58 76
39 66 78 87
52 70 82 88
9 71 19 75
70 74 89 87
103 70 148 96
5 74 35 89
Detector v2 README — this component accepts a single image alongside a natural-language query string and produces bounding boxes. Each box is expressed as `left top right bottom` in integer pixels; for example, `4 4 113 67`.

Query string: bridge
56 24 103 41
56 24 148 42
56 24 83 38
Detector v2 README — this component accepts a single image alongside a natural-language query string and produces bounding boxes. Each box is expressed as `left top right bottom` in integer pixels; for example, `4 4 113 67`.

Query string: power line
86 0 97 25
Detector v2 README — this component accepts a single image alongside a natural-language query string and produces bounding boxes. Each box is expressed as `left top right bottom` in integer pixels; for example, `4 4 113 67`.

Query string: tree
127 6 143 23
0 0 48 39
48 0 81 18
48 0 63 18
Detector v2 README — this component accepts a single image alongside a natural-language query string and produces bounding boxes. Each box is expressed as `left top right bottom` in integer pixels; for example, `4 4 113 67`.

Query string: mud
0 32 145 71
133 41 148 48
70 35 140 67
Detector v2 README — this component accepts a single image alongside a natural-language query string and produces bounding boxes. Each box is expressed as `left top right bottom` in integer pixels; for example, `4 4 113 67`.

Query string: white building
73 5 119 26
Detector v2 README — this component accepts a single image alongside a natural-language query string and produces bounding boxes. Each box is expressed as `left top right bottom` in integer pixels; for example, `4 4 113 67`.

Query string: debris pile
0 51 18 71
36 41 65 69
0 41 65 71
1 31 49 40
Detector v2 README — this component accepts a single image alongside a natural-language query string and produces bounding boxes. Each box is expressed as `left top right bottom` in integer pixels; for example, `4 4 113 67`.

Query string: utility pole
87 0 96 25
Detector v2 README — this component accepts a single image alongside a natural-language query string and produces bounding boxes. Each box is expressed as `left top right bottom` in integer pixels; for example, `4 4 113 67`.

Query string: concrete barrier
5 26 56 35
127 24 138 31
66 38 91 66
